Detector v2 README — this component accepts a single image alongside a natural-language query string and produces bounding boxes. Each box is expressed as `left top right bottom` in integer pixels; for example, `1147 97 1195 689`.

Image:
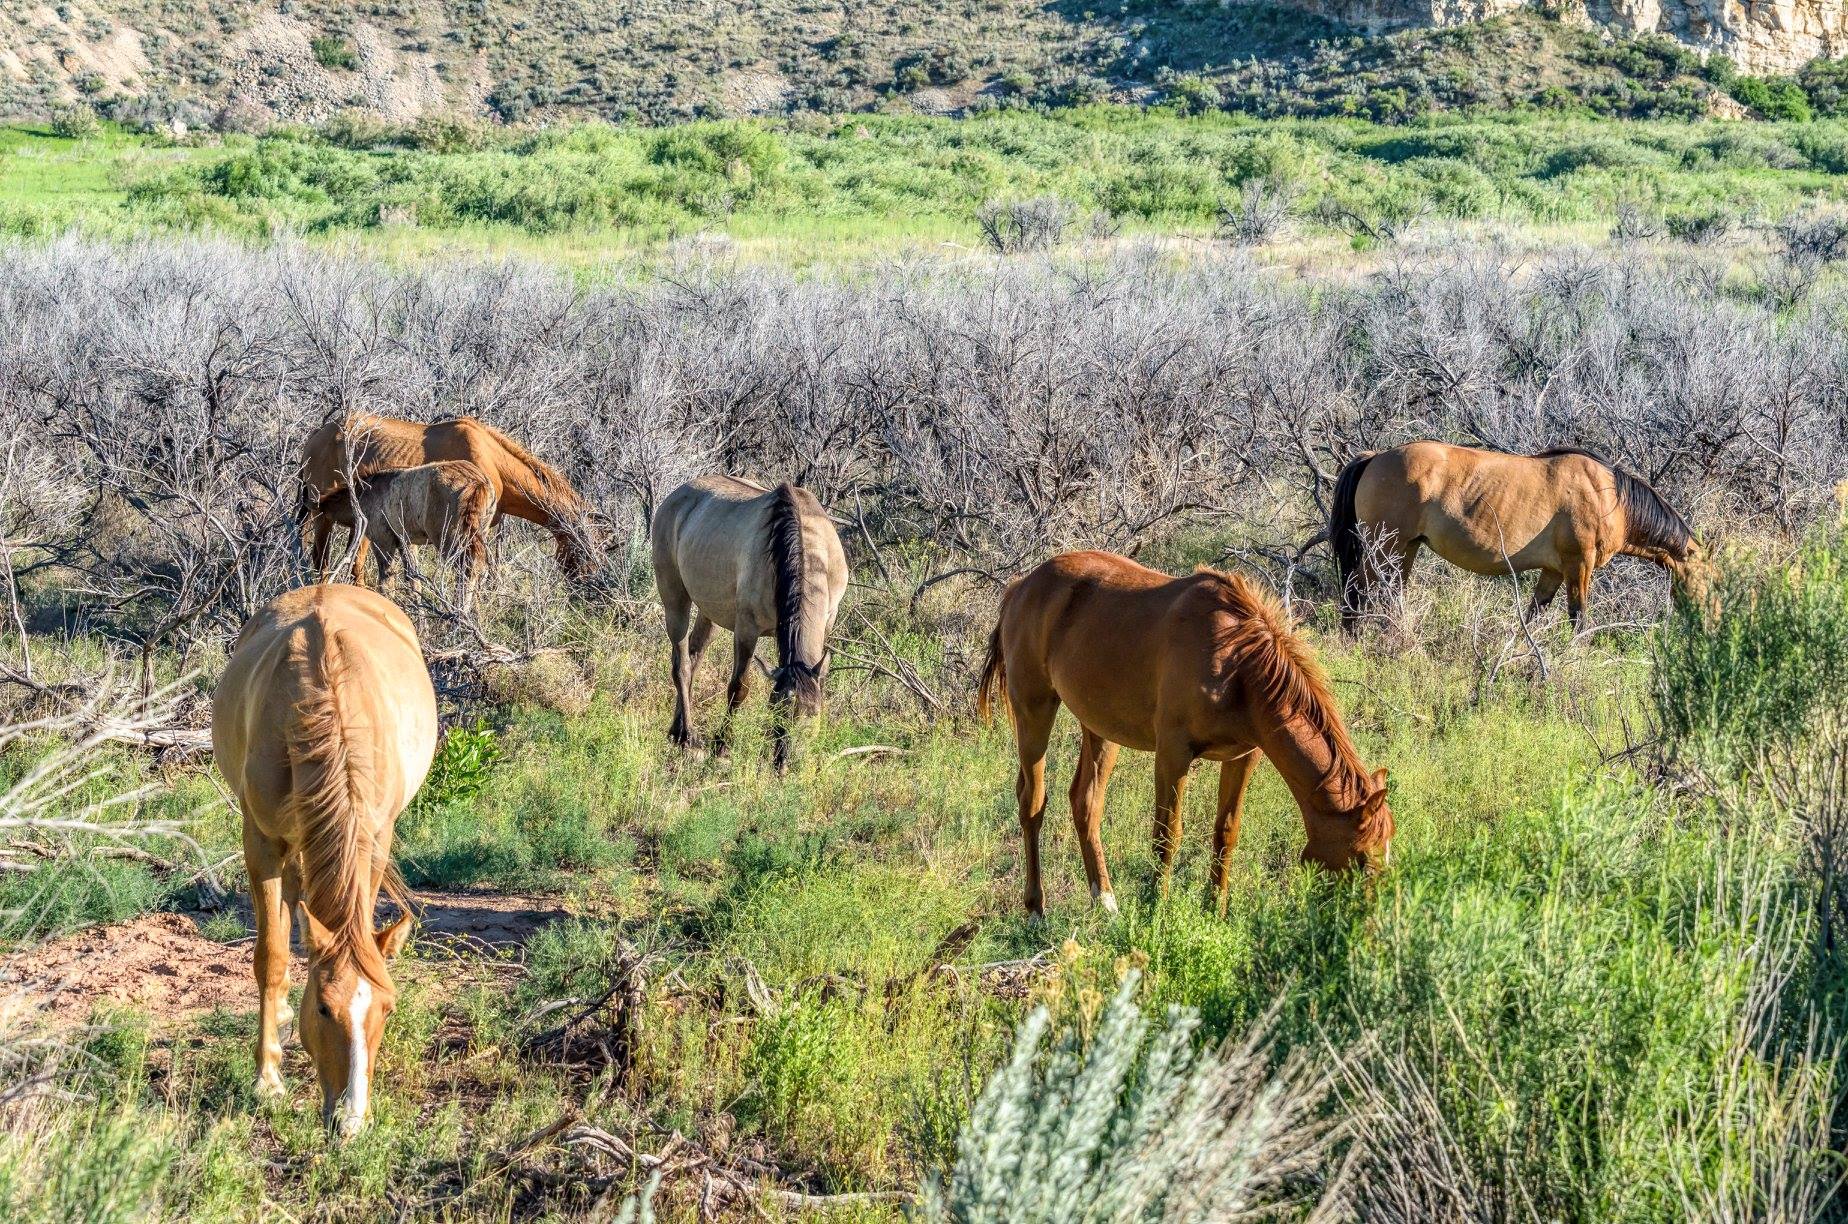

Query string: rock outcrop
1287 0 1847 72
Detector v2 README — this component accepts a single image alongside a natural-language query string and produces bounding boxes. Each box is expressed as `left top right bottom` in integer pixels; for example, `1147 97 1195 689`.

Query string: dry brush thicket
2 236 1845 676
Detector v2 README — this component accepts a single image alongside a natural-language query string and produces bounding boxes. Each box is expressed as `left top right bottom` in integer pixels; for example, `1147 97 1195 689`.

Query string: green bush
310 36 358 71
49 105 100 140
1653 524 1848 768
1731 74 1814 122
414 718 504 810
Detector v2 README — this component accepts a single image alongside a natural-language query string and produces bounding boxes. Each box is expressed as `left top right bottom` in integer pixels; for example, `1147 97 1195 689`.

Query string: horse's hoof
1095 892 1119 915
254 1071 286 1101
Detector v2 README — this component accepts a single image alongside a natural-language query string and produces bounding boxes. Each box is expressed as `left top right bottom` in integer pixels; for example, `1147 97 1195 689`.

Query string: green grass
10 109 1848 263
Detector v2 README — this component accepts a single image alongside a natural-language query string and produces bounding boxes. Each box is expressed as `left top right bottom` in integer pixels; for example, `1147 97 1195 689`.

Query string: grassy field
7 108 1848 263
4 516 1845 1218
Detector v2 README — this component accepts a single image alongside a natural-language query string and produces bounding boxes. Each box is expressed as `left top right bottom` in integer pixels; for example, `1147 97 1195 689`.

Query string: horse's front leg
1565 561 1594 631
1211 749 1262 916
244 821 291 1101
712 630 758 758
1150 739 1194 898
1528 569 1563 621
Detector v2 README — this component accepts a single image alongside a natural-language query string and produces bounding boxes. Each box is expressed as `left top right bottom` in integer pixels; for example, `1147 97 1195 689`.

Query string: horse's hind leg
662 582 701 749
1069 729 1120 913
244 822 290 1100
1011 692 1059 919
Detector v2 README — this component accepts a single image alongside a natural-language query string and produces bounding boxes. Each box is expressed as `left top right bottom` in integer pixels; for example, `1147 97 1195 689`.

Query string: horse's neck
1253 711 1367 817
497 462 581 532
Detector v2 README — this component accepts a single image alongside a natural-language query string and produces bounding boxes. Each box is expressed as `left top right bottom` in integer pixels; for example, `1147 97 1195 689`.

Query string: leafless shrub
1316 196 1432 245
1665 207 1736 246
976 196 1079 253
0 235 1843 682
1776 207 1848 269
1610 203 1662 245
1217 180 1295 246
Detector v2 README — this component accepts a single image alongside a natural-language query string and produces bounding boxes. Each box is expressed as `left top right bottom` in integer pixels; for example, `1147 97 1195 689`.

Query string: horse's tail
1329 452 1375 621
766 484 823 712
976 619 1008 723
283 625 401 980
452 468 498 572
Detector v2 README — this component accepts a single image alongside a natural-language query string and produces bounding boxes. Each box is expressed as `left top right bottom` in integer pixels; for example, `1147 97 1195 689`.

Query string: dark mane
1534 447 1692 560
765 484 823 701
1199 569 1386 844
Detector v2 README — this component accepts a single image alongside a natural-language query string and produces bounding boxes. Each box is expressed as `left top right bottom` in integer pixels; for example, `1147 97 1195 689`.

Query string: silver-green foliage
923 971 1338 1223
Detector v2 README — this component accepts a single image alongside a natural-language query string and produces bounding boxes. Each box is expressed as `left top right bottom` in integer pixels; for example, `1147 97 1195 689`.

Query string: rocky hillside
0 0 1832 128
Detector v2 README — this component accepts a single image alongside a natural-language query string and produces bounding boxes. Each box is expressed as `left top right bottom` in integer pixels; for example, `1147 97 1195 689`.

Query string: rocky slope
0 0 1830 127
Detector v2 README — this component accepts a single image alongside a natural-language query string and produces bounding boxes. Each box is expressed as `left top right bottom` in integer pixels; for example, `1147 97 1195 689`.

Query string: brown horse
978 551 1392 918
299 415 602 581
311 460 498 602
212 585 438 1137
1330 441 1707 630
651 477 848 770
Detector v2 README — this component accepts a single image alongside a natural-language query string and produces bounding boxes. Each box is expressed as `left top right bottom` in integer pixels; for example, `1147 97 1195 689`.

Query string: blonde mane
286 623 410 986
1201 569 1383 835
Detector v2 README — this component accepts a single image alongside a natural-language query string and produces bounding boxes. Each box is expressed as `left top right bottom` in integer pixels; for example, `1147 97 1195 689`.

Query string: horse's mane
1534 447 1693 560
765 484 823 702
286 622 409 988
1201 569 1385 839
463 418 586 516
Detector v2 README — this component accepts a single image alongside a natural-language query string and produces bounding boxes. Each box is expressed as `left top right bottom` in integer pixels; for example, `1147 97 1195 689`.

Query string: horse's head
770 653 829 719
768 653 830 772
1666 540 1720 612
1302 767 1393 872
554 512 611 583
299 912 413 1138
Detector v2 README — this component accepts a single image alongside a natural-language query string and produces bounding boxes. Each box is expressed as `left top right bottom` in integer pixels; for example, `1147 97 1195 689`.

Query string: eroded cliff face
1288 0 1847 72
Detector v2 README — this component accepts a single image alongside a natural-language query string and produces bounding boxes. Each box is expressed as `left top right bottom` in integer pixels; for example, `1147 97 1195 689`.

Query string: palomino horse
978 551 1392 918
212 585 438 1137
311 460 498 603
651 477 848 770
1330 441 1706 630
299 415 603 582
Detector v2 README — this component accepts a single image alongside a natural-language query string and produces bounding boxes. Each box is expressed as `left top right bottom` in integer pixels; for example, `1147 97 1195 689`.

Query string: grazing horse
978 551 1392 918
299 415 603 582
651 477 848 770
1330 441 1707 630
311 460 498 603
212 585 437 1138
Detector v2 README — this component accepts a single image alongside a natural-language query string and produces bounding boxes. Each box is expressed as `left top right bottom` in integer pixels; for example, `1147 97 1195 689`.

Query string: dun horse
299 415 602 581
1330 441 1707 630
311 460 498 604
652 477 848 770
978 551 1392 918
212 585 438 1137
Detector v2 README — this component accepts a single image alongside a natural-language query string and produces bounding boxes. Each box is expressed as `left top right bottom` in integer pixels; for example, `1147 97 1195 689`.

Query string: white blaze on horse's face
336 978 372 1138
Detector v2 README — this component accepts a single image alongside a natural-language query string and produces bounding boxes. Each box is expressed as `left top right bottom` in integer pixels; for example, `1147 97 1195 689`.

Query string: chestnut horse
212 585 437 1137
978 551 1392 917
652 477 848 770
299 415 602 582
1330 441 1707 630
311 460 498 603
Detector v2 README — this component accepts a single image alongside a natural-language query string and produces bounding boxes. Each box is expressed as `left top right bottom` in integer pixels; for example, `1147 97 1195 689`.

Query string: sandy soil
1 891 571 1029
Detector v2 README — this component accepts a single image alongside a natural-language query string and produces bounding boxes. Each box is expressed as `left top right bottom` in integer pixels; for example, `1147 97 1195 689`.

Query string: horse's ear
1369 767 1389 798
376 913 414 960
301 908 336 958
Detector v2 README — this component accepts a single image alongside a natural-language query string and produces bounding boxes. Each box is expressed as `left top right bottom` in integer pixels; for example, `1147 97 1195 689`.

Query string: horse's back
213 585 437 833
999 552 1214 750
1355 441 1619 572
654 477 820 631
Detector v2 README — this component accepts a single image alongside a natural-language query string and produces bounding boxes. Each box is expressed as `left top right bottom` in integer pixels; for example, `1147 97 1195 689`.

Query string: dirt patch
1 890 570 1029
